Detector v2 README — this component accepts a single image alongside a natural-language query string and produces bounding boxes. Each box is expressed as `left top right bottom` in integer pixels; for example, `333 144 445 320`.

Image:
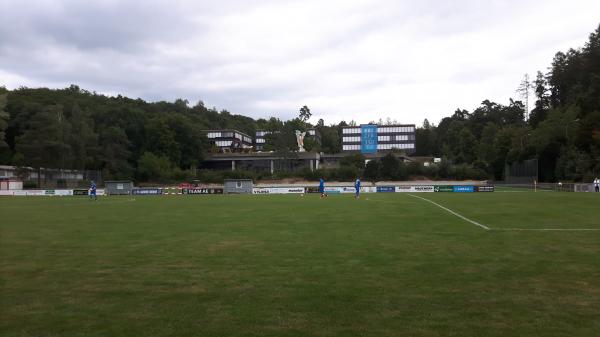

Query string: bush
136 152 175 183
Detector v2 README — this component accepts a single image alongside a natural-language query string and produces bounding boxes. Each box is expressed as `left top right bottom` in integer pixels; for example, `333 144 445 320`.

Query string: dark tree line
414 24 600 182
0 24 599 182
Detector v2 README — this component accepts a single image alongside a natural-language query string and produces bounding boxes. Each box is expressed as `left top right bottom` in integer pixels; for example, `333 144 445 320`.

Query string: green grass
1 192 600 337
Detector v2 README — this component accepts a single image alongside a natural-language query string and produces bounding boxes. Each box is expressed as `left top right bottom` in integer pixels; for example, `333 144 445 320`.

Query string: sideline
407 194 490 230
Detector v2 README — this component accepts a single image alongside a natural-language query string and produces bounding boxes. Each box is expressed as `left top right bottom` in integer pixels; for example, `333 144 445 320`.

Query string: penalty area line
407 194 490 231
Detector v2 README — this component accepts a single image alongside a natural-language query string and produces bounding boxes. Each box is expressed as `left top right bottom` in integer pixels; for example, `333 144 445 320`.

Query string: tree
380 153 400 180
299 105 311 123
68 103 98 170
99 126 132 179
15 105 72 169
0 94 8 148
529 71 551 127
137 152 174 182
363 160 380 181
516 73 533 120
340 153 365 170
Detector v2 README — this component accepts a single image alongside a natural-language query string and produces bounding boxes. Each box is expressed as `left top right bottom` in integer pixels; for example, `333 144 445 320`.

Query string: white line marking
494 228 600 231
408 194 490 230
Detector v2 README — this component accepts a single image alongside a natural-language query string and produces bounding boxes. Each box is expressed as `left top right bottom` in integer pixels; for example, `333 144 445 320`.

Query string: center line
407 194 490 230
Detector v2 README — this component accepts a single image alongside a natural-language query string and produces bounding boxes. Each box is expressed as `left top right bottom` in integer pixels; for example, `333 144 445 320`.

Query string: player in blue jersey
319 177 327 198
355 178 361 199
89 180 97 200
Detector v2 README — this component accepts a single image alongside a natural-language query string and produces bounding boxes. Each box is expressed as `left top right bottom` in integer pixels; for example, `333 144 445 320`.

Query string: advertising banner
26 190 46 196
377 186 395 193
324 187 344 194
0 190 14 196
253 187 306 194
476 186 495 192
395 186 434 192
361 124 378 154
54 190 73 196
434 185 454 192
340 186 357 194
306 187 321 193
132 188 163 195
453 185 475 193
13 190 27 196
184 188 224 195
73 189 89 196
360 186 377 193
44 190 55 195
413 185 434 192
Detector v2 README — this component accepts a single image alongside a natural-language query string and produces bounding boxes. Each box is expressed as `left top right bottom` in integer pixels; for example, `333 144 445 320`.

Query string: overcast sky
1 0 599 125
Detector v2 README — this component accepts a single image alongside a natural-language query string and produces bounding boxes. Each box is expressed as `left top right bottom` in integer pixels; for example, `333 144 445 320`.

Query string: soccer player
89 180 97 201
594 177 599 192
319 177 327 198
355 178 361 199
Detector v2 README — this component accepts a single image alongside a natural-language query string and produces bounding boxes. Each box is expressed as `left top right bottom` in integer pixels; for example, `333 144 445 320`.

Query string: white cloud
0 0 599 125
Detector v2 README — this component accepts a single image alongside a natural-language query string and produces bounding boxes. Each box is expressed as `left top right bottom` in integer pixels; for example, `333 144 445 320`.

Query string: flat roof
203 129 252 137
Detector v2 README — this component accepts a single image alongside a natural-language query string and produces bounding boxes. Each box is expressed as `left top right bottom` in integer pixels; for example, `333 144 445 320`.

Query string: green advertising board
434 185 453 192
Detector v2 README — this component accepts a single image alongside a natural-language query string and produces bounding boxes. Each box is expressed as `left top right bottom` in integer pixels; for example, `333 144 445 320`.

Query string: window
207 132 221 138
378 135 390 141
343 136 360 143
256 138 265 144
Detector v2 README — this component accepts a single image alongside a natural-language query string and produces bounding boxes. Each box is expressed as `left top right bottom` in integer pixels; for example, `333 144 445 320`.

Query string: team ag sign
184 188 224 194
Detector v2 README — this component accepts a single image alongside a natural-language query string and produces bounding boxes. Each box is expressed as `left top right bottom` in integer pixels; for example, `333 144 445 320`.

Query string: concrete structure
202 151 413 172
224 179 254 194
105 181 134 195
202 152 321 173
0 179 23 190
341 124 416 154
320 152 413 169
0 165 100 188
205 129 253 152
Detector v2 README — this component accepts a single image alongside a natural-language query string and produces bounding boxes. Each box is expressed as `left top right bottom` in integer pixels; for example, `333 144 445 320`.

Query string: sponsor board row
378 185 494 193
0 185 494 196
1 189 106 196
134 188 225 195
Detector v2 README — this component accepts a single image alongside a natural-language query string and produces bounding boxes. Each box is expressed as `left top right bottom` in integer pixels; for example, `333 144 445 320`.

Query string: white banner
395 185 435 193
0 190 14 196
26 190 46 196
54 190 74 196
360 187 377 193
253 187 306 194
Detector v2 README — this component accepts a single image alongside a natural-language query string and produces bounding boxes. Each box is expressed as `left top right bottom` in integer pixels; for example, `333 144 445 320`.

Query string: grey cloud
1 0 599 124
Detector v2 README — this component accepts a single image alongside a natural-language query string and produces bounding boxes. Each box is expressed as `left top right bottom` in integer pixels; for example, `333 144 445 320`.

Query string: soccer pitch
1 192 600 337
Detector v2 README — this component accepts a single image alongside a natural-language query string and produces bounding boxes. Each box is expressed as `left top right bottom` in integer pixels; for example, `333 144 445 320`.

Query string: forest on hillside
0 24 599 182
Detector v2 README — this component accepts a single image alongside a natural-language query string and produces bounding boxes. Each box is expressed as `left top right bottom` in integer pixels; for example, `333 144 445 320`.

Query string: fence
505 159 538 184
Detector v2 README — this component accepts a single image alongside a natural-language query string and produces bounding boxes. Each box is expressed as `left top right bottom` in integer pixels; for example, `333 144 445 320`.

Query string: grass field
1 192 600 337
